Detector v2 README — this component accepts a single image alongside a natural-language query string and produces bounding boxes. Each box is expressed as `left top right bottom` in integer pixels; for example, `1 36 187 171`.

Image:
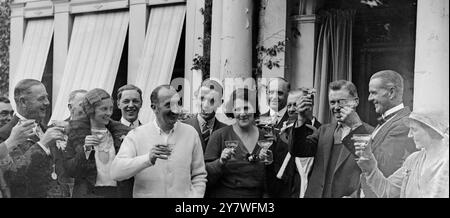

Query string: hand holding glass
257 139 273 165
352 134 371 161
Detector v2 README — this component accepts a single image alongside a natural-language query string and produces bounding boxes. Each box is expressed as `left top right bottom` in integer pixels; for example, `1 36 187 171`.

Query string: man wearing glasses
292 80 374 198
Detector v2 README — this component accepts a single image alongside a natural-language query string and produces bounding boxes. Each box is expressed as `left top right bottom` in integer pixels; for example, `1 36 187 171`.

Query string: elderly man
184 79 227 153
0 79 66 197
276 88 322 197
116 84 143 128
360 70 417 198
111 85 207 198
294 80 374 198
67 89 87 121
262 77 292 198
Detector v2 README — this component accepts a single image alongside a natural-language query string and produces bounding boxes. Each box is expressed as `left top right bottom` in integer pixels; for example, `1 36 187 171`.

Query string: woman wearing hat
204 88 270 198
63 89 131 198
356 111 449 198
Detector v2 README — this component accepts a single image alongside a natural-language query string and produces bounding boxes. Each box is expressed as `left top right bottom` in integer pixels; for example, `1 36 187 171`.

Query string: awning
9 18 53 108
49 11 129 122
135 5 186 124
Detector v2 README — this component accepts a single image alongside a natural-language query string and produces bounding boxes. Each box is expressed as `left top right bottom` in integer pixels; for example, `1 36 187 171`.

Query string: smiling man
111 85 207 198
360 70 417 198
116 84 143 129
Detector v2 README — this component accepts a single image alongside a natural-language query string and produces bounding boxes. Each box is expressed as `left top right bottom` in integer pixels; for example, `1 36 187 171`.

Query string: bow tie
377 112 397 125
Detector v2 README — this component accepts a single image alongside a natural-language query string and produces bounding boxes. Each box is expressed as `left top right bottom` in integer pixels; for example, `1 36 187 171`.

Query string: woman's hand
258 149 269 160
355 140 377 174
84 135 100 152
219 148 235 165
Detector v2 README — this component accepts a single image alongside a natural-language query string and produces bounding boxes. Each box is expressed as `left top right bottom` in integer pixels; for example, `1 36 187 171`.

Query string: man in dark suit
276 88 322 198
261 77 292 197
183 79 227 153
116 84 143 129
360 70 416 198
294 80 374 198
0 79 67 197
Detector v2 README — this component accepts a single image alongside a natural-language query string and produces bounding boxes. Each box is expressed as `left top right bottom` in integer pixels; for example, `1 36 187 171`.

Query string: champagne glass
257 139 273 165
352 134 371 160
225 140 239 159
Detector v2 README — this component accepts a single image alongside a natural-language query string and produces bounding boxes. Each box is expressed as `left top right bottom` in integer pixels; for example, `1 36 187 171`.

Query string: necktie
377 112 398 125
333 123 344 144
129 123 135 129
201 122 211 145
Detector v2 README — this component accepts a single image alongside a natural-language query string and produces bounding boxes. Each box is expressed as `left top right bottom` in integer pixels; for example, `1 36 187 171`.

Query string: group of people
0 69 448 198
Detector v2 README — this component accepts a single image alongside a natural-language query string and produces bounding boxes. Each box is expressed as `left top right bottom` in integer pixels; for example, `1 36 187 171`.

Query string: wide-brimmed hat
406 110 449 138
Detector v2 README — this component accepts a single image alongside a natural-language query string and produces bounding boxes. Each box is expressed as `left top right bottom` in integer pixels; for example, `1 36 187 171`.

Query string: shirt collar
269 107 287 118
383 103 404 118
121 117 140 127
197 114 215 128
153 118 178 135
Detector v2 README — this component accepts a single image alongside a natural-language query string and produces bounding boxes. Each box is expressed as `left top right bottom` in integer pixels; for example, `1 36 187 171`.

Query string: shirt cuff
36 142 51 156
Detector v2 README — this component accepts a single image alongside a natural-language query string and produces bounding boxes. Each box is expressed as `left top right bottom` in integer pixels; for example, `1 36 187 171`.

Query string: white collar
383 103 404 118
153 118 178 135
197 114 215 128
269 107 287 118
121 117 140 127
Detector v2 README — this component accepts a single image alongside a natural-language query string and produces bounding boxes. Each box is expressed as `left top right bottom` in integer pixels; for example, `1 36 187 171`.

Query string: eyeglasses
0 110 14 117
329 98 357 107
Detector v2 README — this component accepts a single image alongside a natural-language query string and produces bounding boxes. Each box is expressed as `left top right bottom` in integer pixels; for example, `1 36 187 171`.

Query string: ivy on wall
191 0 212 81
0 0 10 97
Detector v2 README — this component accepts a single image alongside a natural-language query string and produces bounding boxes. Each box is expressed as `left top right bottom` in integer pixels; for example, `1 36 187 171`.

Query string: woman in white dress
356 110 449 198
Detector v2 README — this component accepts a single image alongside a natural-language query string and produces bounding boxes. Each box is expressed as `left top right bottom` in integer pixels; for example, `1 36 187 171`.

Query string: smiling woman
63 88 132 198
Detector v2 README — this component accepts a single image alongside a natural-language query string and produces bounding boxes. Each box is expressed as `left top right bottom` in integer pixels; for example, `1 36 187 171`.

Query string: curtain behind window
313 9 356 124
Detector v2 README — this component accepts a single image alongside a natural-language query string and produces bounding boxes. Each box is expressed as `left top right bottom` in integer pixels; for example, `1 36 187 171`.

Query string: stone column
53 0 72 109
9 1 25 97
413 0 449 118
128 0 148 84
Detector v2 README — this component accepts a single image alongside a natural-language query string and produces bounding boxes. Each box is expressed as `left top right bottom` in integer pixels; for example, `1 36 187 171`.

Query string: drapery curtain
313 9 356 124
134 5 186 124
49 11 129 122
9 18 53 109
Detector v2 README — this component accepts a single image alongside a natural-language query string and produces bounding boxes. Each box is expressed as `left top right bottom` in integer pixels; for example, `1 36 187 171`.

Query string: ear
68 104 73 111
150 103 156 111
388 87 396 100
116 99 121 108
354 97 360 107
19 96 27 107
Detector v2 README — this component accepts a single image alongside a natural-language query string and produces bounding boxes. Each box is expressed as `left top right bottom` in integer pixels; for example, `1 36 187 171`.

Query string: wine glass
352 134 372 160
257 139 273 165
225 140 239 159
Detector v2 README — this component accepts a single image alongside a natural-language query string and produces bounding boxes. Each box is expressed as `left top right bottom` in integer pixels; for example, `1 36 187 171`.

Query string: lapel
372 107 411 151
333 138 351 175
322 123 338 173
275 111 289 129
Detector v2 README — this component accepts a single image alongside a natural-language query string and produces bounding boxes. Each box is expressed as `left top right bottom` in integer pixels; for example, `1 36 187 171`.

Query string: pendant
51 172 58 180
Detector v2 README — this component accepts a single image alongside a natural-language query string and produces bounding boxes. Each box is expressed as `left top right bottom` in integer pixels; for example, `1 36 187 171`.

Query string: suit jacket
260 111 291 197
183 115 227 153
64 119 132 198
295 121 374 198
0 115 67 198
275 118 322 198
362 107 417 198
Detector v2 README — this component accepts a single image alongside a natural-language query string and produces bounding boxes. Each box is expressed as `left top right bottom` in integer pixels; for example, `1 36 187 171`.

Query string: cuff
36 142 51 156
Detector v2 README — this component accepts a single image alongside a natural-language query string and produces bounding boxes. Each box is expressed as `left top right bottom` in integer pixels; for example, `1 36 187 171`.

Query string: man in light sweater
111 85 207 198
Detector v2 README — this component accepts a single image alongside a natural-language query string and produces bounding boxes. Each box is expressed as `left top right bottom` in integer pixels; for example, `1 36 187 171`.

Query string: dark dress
204 125 267 198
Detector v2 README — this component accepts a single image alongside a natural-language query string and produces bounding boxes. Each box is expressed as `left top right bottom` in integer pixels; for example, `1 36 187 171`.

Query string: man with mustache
184 79 227 153
0 79 67 197
117 85 143 129
294 80 374 198
111 85 207 197
360 70 416 198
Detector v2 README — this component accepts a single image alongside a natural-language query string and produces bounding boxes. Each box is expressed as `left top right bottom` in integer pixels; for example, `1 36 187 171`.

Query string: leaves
0 0 11 97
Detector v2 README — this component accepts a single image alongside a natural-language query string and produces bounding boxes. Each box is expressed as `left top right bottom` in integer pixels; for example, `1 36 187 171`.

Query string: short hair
267 77 291 92
13 79 43 104
117 84 143 102
224 88 259 118
328 80 358 98
81 88 111 117
68 89 87 104
195 79 224 98
289 87 311 96
150 85 174 105
370 70 404 99
0 96 10 104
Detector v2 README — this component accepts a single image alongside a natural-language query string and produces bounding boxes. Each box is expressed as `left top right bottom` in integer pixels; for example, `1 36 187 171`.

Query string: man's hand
295 96 313 126
340 106 362 129
148 144 172 165
219 148 235 165
38 127 65 147
4 120 36 150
